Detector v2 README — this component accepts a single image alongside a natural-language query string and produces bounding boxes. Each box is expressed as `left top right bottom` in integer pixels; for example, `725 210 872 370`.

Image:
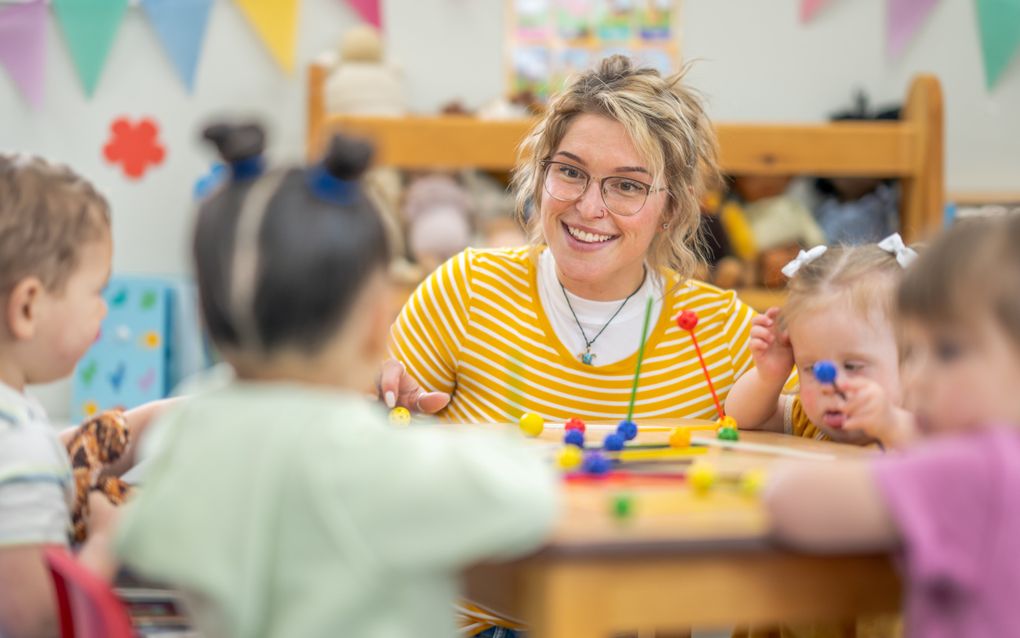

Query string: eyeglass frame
539 158 669 217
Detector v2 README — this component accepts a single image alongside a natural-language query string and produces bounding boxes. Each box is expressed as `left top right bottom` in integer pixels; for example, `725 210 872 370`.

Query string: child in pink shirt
767 215 1020 637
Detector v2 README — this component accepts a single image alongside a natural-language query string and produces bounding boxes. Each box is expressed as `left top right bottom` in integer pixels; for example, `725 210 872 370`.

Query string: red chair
44 546 134 638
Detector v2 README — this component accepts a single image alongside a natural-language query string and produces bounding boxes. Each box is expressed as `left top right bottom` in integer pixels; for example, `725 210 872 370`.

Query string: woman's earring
661 222 670 230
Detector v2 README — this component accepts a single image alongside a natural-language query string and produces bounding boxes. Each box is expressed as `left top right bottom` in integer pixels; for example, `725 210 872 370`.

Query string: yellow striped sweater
390 246 756 425
390 246 757 634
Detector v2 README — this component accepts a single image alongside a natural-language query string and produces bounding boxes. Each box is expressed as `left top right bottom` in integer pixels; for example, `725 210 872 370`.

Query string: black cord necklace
559 267 647 365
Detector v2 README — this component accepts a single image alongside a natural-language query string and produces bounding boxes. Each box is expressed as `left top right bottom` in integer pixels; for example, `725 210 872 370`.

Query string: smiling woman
380 52 760 638
381 55 757 425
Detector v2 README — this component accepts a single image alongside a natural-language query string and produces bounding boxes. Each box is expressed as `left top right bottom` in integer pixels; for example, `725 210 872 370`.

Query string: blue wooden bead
813 360 837 384
617 420 638 441
603 433 625 451
564 429 585 447
582 451 611 475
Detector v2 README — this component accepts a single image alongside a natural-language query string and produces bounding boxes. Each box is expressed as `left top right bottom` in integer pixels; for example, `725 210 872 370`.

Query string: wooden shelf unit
307 63 944 308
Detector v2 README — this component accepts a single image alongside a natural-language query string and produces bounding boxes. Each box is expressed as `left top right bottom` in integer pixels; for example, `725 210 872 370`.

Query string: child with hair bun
726 234 919 449
769 216 1020 637
116 123 557 638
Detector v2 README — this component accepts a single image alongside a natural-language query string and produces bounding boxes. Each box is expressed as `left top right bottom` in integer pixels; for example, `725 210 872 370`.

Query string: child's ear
5 277 44 340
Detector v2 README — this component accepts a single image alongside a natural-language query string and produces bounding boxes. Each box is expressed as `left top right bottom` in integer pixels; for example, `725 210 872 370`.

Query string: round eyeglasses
540 159 666 217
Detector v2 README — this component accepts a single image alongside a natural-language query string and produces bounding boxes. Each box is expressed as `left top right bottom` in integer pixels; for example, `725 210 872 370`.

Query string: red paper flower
102 118 166 179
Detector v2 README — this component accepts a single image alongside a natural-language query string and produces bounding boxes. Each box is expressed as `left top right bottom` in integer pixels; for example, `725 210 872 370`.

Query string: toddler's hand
842 377 916 449
749 307 794 384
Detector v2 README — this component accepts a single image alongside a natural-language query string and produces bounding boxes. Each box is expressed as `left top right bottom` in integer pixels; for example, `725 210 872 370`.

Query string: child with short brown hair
0 154 160 637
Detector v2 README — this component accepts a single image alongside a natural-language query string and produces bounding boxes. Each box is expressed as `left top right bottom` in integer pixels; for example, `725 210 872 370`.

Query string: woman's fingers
416 391 451 414
378 359 406 408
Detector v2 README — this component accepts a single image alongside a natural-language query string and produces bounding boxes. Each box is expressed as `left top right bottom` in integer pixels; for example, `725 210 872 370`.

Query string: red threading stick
675 310 725 420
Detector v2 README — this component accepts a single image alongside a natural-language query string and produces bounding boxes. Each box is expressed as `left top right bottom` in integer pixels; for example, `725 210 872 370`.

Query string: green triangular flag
976 0 1020 89
52 0 129 97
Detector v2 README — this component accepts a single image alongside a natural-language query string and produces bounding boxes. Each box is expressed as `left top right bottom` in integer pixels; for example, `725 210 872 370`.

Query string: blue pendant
581 351 595 365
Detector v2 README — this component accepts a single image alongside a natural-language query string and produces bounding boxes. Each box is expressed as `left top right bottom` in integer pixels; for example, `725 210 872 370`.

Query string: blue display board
70 276 172 422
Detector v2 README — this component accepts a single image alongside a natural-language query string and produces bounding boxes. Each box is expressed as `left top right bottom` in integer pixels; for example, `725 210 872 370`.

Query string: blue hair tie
308 165 355 205
230 156 265 181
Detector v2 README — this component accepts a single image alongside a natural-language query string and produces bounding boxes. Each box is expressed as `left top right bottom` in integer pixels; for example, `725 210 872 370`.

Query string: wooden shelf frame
308 62 944 252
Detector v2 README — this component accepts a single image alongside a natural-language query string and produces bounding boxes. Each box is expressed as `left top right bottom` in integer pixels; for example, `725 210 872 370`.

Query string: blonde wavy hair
781 244 906 331
511 55 719 281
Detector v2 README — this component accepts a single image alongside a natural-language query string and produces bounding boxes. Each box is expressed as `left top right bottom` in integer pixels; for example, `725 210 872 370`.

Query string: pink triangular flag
800 0 829 23
888 0 940 57
0 0 46 108
348 0 381 30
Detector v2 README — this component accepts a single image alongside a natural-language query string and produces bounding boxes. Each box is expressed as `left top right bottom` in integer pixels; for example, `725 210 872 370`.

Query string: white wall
3 0 1019 416
682 0 1020 194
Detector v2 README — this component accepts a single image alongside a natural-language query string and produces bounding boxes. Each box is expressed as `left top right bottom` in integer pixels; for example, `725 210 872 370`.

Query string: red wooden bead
564 417 586 433
676 310 698 331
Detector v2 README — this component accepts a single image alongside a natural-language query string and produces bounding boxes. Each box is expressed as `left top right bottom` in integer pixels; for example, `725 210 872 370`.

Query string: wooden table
465 424 901 637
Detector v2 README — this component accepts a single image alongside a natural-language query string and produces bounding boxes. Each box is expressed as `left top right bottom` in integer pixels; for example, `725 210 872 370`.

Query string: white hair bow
877 233 917 268
781 245 828 278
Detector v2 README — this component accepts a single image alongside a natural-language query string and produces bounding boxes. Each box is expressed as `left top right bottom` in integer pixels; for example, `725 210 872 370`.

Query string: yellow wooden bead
556 445 583 471
716 415 738 431
388 407 411 426
669 427 691 448
518 412 545 437
740 468 767 498
688 462 716 496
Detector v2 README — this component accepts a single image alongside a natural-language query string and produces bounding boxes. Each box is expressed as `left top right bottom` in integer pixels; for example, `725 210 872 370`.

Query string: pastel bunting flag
235 0 300 73
0 0 46 108
348 0 382 30
888 0 940 57
141 0 214 92
800 0 830 22
975 0 1020 88
52 0 129 97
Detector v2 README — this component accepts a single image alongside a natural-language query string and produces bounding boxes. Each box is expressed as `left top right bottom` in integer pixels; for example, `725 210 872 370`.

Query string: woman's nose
575 180 607 219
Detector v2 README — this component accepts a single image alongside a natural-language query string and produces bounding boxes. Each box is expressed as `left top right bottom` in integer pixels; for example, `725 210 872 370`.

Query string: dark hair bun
202 122 266 164
322 134 373 180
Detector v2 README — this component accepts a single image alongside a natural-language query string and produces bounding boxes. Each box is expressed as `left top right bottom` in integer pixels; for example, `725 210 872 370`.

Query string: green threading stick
626 296 655 423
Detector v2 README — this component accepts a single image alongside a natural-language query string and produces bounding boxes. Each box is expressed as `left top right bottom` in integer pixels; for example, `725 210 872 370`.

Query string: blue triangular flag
141 0 213 92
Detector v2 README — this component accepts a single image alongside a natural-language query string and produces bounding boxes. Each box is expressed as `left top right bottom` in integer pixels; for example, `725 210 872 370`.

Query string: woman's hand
749 307 794 384
378 359 451 414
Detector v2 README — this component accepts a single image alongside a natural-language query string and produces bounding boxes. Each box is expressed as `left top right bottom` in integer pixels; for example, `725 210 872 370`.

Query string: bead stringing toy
604 433 625 451
812 360 847 400
617 420 638 441
669 427 691 448
564 417 586 433
611 492 634 521
518 412 544 437
582 451 612 475
676 310 726 421
717 426 739 441
556 446 584 471
564 429 585 447
688 461 716 496
388 407 411 426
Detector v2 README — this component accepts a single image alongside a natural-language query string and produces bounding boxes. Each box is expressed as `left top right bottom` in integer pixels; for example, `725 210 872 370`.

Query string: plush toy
811 94 902 244
730 175 827 288
403 174 474 271
697 190 752 289
66 410 132 543
324 25 406 116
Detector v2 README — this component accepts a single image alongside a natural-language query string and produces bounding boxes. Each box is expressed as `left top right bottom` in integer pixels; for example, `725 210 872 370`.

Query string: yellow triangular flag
234 0 299 73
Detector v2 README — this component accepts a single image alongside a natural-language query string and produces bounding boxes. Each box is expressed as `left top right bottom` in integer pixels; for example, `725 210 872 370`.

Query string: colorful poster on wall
506 0 680 101
70 277 171 422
